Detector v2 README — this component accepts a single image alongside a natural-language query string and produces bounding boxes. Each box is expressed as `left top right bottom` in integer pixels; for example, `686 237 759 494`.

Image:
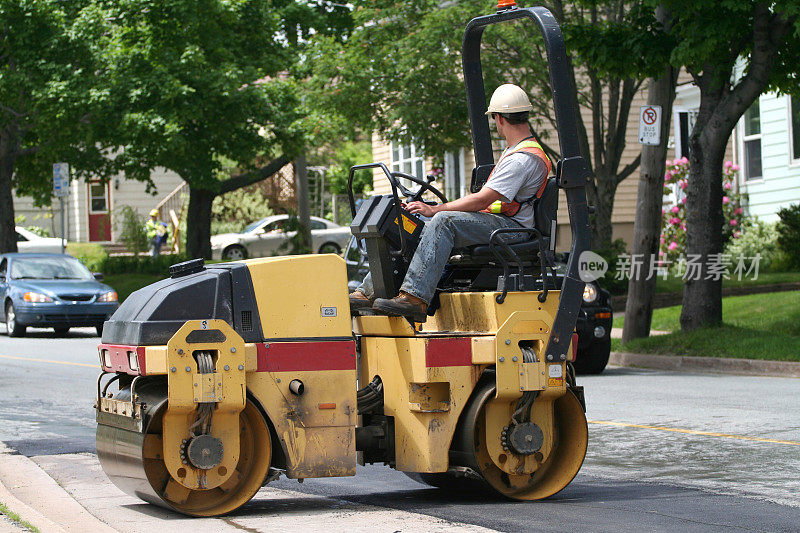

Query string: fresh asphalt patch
269 466 798 533
4 436 95 456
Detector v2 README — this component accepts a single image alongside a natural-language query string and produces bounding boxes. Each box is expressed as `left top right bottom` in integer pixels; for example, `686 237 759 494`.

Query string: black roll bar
462 5 592 363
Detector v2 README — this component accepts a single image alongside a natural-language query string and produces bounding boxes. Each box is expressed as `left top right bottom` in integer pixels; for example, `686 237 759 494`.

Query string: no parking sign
638 105 662 146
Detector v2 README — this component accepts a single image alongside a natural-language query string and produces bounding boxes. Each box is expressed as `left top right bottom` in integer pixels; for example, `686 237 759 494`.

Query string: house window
391 142 425 178
743 100 762 181
791 95 800 163
673 110 698 158
444 149 466 199
89 183 108 213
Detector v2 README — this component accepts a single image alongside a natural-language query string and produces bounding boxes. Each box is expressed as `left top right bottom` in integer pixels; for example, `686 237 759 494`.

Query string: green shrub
323 140 374 195
115 205 149 255
67 243 108 272
101 254 188 275
776 203 800 270
595 238 628 295
14 213 53 237
212 188 274 234
724 218 780 272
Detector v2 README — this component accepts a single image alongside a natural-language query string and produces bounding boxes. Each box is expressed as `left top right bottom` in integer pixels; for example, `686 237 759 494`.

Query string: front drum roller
97 382 271 517
454 377 588 500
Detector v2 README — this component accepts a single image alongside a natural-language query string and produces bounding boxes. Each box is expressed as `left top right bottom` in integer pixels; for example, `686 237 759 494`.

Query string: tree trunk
623 23 678 343
186 186 215 259
679 131 726 331
0 134 19 254
591 170 616 249
294 155 312 253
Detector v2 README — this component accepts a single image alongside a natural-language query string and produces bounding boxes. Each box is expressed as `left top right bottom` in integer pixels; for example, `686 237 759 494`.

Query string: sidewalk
609 352 800 378
0 442 115 533
0 444 494 533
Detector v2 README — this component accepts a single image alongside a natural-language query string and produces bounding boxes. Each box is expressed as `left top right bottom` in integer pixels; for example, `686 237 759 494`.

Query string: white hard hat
485 84 533 115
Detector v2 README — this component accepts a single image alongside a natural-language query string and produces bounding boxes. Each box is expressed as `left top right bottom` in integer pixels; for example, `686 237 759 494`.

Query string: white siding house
736 93 800 221
13 169 184 243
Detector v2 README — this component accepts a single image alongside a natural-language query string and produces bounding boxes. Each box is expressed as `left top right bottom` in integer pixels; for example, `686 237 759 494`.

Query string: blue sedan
0 253 119 337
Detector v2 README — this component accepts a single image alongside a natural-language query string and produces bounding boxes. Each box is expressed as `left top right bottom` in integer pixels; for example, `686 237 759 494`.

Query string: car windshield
10 256 93 280
241 219 268 233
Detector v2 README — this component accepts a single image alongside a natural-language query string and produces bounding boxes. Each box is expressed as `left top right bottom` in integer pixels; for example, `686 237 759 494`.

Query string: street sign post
638 105 662 146
53 163 70 254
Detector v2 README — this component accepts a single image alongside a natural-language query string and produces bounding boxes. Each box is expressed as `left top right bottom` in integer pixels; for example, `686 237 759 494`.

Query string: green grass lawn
612 291 800 361
104 273 167 303
653 271 800 294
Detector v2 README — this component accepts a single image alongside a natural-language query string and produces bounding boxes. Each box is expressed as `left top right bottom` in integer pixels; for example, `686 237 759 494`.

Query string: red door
88 182 111 241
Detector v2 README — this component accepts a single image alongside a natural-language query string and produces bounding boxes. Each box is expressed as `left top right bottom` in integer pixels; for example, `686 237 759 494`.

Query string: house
12 160 301 245
735 93 800 220
369 85 662 250
368 75 799 250
672 84 800 221
13 169 185 243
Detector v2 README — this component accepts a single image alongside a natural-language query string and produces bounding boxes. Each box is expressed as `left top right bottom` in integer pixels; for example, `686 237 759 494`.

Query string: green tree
0 1 112 253
101 0 352 259
309 0 667 247
662 0 800 331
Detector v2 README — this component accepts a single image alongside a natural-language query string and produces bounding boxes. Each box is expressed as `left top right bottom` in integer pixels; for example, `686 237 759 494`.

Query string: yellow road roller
95 3 593 516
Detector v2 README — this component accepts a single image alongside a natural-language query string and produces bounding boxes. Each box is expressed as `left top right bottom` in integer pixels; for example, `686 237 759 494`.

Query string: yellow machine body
96 255 587 516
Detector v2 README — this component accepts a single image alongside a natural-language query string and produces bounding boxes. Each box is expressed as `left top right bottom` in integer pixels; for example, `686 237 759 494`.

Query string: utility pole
53 163 70 254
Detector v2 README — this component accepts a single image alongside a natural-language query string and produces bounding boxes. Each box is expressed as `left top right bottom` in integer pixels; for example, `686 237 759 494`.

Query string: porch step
100 242 129 255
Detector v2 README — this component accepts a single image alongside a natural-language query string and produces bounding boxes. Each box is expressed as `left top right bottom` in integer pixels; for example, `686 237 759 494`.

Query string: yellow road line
0 353 97 369
589 419 800 446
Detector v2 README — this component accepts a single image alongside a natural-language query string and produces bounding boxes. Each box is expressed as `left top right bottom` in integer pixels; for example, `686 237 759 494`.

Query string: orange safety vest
480 139 552 216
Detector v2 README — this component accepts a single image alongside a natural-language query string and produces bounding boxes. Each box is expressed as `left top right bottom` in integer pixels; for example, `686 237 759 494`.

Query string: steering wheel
389 172 449 204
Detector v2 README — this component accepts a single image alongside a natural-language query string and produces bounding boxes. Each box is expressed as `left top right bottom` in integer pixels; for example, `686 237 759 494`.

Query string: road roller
95 3 593 516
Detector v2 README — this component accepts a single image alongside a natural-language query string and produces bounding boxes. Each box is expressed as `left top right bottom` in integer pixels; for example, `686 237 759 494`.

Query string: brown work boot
349 291 373 314
372 291 428 323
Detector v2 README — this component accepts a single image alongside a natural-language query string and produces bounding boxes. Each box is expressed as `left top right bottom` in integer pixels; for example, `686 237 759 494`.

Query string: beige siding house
369 76 735 251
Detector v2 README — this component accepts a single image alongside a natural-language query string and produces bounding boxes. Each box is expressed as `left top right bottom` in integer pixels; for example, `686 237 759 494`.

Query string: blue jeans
357 211 529 304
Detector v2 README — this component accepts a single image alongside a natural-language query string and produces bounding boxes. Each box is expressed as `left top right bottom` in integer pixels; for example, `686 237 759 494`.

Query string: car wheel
53 327 70 337
317 242 342 255
96 324 104 337
5 301 25 337
573 336 611 375
222 245 248 261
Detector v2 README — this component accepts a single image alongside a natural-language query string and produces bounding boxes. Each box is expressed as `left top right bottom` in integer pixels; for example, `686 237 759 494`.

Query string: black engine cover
101 262 263 346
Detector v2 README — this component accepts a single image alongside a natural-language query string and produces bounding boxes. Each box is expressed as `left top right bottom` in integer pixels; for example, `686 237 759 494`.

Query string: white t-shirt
482 151 549 228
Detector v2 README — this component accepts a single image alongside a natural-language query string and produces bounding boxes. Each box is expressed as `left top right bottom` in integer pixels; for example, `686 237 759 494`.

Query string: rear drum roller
98 387 271 517
454 377 587 500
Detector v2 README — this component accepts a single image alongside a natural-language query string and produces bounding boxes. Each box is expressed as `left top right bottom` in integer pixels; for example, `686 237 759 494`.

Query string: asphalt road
1 328 798 532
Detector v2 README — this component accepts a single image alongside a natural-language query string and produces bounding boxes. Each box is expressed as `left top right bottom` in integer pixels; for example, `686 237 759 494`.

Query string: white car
211 215 352 261
15 227 63 254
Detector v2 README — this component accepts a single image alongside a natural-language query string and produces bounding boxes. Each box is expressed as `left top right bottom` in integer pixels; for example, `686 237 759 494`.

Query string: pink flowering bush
660 158 747 263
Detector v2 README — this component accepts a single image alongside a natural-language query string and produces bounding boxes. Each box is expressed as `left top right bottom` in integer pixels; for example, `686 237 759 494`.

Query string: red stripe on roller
98 344 146 375
425 337 472 367
257 341 356 372
137 346 147 375
572 333 578 361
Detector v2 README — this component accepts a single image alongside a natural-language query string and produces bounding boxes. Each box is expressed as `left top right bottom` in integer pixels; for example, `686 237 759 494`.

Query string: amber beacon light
497 0 517 11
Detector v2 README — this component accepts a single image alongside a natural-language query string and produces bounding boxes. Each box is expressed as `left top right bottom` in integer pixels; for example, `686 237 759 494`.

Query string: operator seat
449 177 558 264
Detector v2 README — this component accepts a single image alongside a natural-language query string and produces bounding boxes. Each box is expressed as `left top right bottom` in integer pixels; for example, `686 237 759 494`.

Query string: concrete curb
0 443 115 533
610 351 800 378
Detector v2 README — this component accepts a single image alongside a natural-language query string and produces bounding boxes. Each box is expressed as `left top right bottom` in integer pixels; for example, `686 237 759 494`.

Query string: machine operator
349 84 552 322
